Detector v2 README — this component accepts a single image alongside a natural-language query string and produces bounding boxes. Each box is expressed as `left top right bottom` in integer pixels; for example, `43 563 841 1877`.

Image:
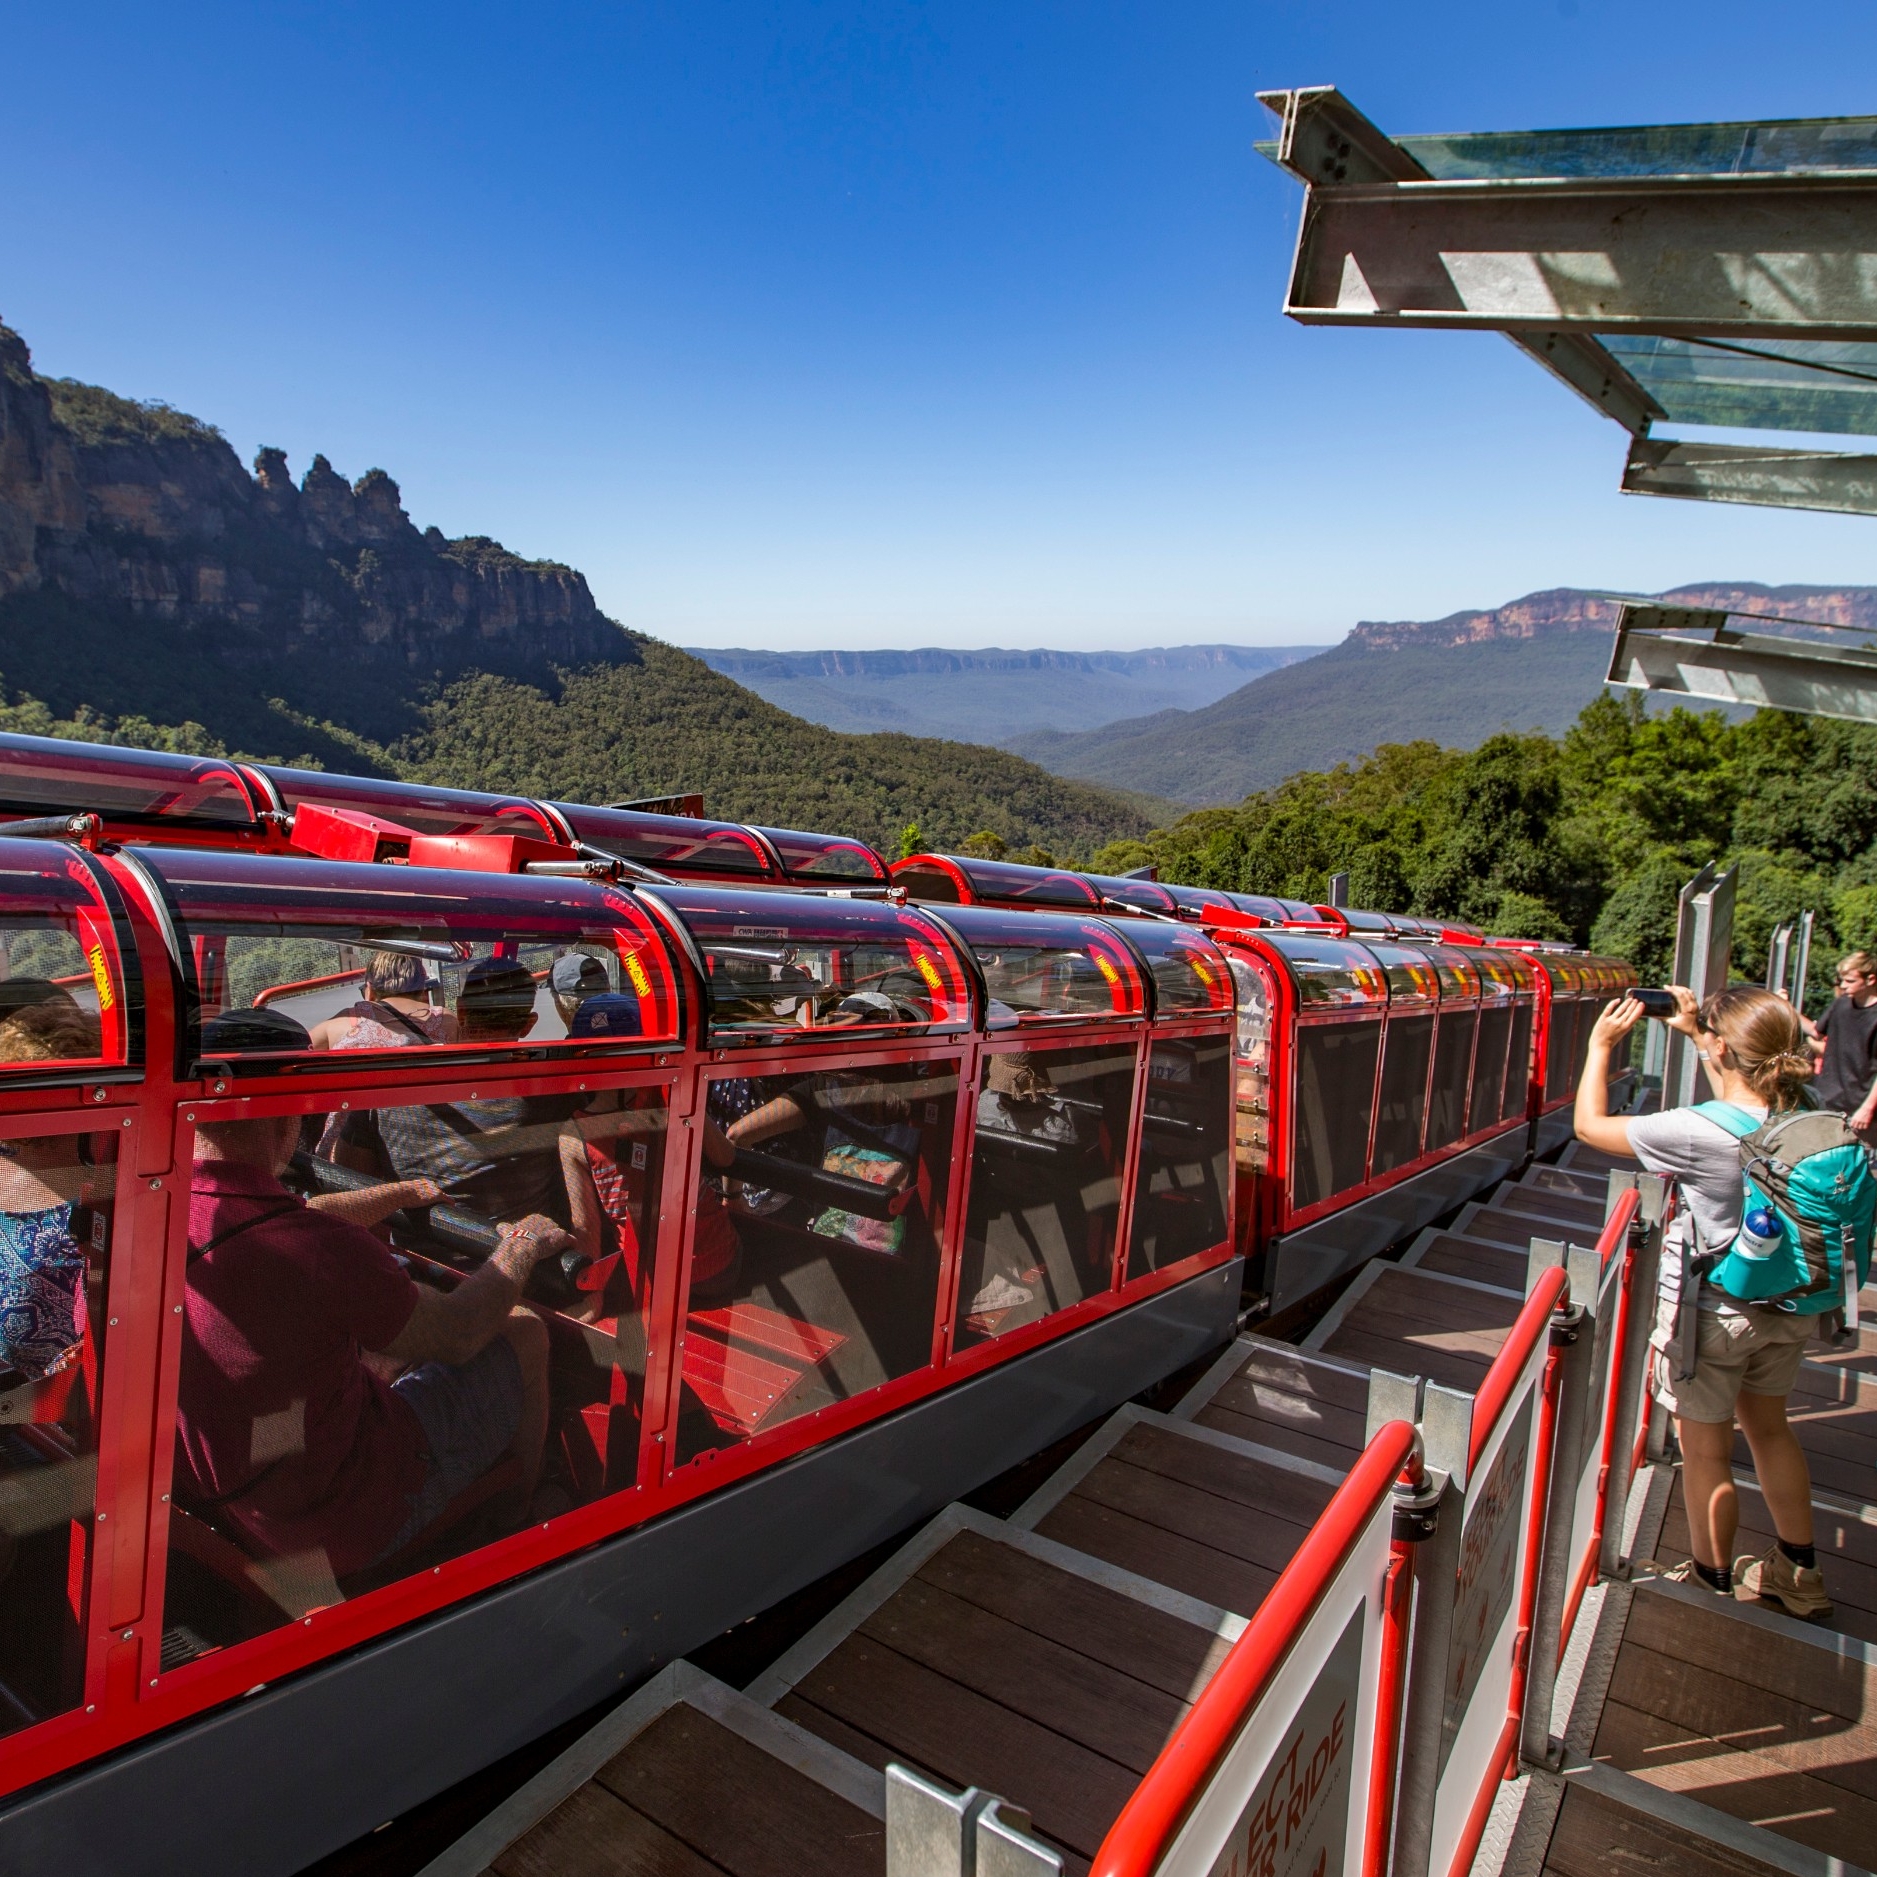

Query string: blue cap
569 992 642 1039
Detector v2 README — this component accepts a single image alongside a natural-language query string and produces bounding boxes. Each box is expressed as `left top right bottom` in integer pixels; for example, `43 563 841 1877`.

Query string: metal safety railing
1067 1166 1673 1877
1092 1418 1420 1877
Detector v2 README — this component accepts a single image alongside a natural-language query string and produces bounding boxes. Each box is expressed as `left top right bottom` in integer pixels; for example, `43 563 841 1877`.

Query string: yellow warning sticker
87 942 115 1012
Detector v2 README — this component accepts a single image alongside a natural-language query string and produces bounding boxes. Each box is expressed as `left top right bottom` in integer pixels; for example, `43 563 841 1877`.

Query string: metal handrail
1468 1261 1570 1473
1089 1418 1419 1877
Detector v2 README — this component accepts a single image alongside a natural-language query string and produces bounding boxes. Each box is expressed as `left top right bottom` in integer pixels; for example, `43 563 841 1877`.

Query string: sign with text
1205 1610 1360 1877
1425 1332 1548 1877
1159 1488 1391 1877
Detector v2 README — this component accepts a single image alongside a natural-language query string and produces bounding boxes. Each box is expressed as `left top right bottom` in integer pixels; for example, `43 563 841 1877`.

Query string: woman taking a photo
1575 984 1837 1620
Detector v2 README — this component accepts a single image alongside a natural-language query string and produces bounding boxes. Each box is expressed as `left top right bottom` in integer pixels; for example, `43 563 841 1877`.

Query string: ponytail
1699 985 1812 1112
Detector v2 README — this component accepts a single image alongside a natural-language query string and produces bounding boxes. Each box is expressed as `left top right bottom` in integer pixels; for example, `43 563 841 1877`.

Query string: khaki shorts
1655 1305 1815 1423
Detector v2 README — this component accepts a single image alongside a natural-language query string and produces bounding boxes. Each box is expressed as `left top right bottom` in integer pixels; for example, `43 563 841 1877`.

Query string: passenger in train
721 993 921 1254
177 1009 566 1578
1575 987 1839 1620
331 959 603 1263
308 950 457 1050
553 948 641 1040
0 997 104 1382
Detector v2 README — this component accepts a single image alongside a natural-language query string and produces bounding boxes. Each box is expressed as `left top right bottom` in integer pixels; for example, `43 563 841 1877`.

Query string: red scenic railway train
0 733 1632 1875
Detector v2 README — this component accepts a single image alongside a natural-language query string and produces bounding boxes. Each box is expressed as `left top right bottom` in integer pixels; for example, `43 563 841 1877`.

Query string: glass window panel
0 732 259 828
655 888 973 1040
1229 957 1273 1176
1425 1012 1477 1153
1373 1014 1434 1174
1086 874 1179 916
938 906 1145 1024
0 845 132 1073
1396 115 1877 181
1263 934 1389 1010
1121 923 1235 1018
1544 997 1577 1102
753 827 889 884
1291 1023 1380 1210
673 1059 957 1464
135 847 679 1061
0 1126 118 1741
1365 942 1440 1006
558 804 778 881
892 861 964 903
1502 1005 1536 1124
1230 895 1296 923
933 856 1102 911
162 1081 671 1667
1468 1005 1513 1135
1127 1036 1232 1281
955 1042 1137 1349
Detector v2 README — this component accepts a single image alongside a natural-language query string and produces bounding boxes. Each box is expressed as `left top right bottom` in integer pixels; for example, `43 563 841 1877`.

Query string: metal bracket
885 1765 1063 1876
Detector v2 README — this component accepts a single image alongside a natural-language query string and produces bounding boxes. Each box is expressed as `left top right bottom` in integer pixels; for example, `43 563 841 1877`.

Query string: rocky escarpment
1347 582 1877 652
0 320 632 750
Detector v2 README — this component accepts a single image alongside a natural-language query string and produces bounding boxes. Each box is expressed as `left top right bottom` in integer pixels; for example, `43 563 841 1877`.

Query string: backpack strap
1690 1100 1762 1140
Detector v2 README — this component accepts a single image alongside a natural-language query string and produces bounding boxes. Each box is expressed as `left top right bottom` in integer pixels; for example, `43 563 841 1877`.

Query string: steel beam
1258 88 1663 433
1285 173 1877 343
1623 435 1877 513
1608 608 1877 723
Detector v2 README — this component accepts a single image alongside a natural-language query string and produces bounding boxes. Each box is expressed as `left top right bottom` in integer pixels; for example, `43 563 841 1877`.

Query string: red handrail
1091 1418 1418 1877
1468 1263 1569 1473
254 967 366 1008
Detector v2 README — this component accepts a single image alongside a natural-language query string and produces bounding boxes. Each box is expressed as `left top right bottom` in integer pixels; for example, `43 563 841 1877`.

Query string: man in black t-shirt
1809 951 1877 1136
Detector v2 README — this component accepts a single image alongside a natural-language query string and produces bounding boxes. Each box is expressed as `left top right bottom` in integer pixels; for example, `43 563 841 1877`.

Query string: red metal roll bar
1090 1418 1419 1877
1559 1185 1642 1649
1469 1262 1569 1474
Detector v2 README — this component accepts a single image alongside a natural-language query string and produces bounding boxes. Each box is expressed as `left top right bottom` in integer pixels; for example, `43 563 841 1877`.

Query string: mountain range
1006 583 1877 803
685 643 1322 743
0 319 1156 859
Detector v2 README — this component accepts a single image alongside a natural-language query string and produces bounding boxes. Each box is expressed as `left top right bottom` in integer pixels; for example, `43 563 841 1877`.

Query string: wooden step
1398 1229 1527 1293
1651 1474 1877 1647
453 1665 886 1877
1016 1415 1338 1618
771 1516 1241 1875
1177 1337 1370 1473
1309 1265 1519 1395
1543 1774 1819 1877
1588 1582 1877 1869
1490 1186 1607 1234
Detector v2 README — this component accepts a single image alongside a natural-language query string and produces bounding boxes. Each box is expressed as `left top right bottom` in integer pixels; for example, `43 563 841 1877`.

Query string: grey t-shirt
1625 1101 1765 1255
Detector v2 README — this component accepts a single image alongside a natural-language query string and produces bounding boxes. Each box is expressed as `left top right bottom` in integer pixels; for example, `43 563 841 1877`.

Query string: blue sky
4 1 1874 650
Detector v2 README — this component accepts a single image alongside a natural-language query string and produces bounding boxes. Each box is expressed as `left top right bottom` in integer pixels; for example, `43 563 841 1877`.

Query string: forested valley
1079 692 1875 993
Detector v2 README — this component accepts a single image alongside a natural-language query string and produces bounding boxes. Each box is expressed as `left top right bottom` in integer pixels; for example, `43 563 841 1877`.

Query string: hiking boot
1734 1547 1833 1621
1655 1558 1733 1597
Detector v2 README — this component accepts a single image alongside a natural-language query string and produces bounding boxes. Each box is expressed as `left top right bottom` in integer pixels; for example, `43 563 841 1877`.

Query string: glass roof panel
1395 115 1877 181
1602 336 1877 437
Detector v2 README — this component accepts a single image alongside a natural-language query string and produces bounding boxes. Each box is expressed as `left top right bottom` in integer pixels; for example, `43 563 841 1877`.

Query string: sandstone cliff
1346 583 1877 652
0 319 631 749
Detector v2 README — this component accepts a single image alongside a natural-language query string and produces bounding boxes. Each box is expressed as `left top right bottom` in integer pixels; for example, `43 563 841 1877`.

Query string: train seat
681 1307 849 1438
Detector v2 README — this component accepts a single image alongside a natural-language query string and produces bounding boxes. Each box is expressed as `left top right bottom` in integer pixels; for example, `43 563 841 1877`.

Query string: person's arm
726 1095 808 1147
557 1126 603 1264
1574 993 1649 1155
306 1176 443 1229
374 1213 569 1367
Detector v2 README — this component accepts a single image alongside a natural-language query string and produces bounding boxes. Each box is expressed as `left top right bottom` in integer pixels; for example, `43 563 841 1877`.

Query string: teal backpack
1695 1102 1876 1316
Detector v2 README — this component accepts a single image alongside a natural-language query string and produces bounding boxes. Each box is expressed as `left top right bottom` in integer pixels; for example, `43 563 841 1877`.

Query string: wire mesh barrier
1050 1169 1673 1877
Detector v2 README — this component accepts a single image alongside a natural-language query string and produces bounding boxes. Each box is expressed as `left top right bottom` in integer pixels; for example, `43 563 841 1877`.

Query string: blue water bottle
1735 1205 1783 1262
